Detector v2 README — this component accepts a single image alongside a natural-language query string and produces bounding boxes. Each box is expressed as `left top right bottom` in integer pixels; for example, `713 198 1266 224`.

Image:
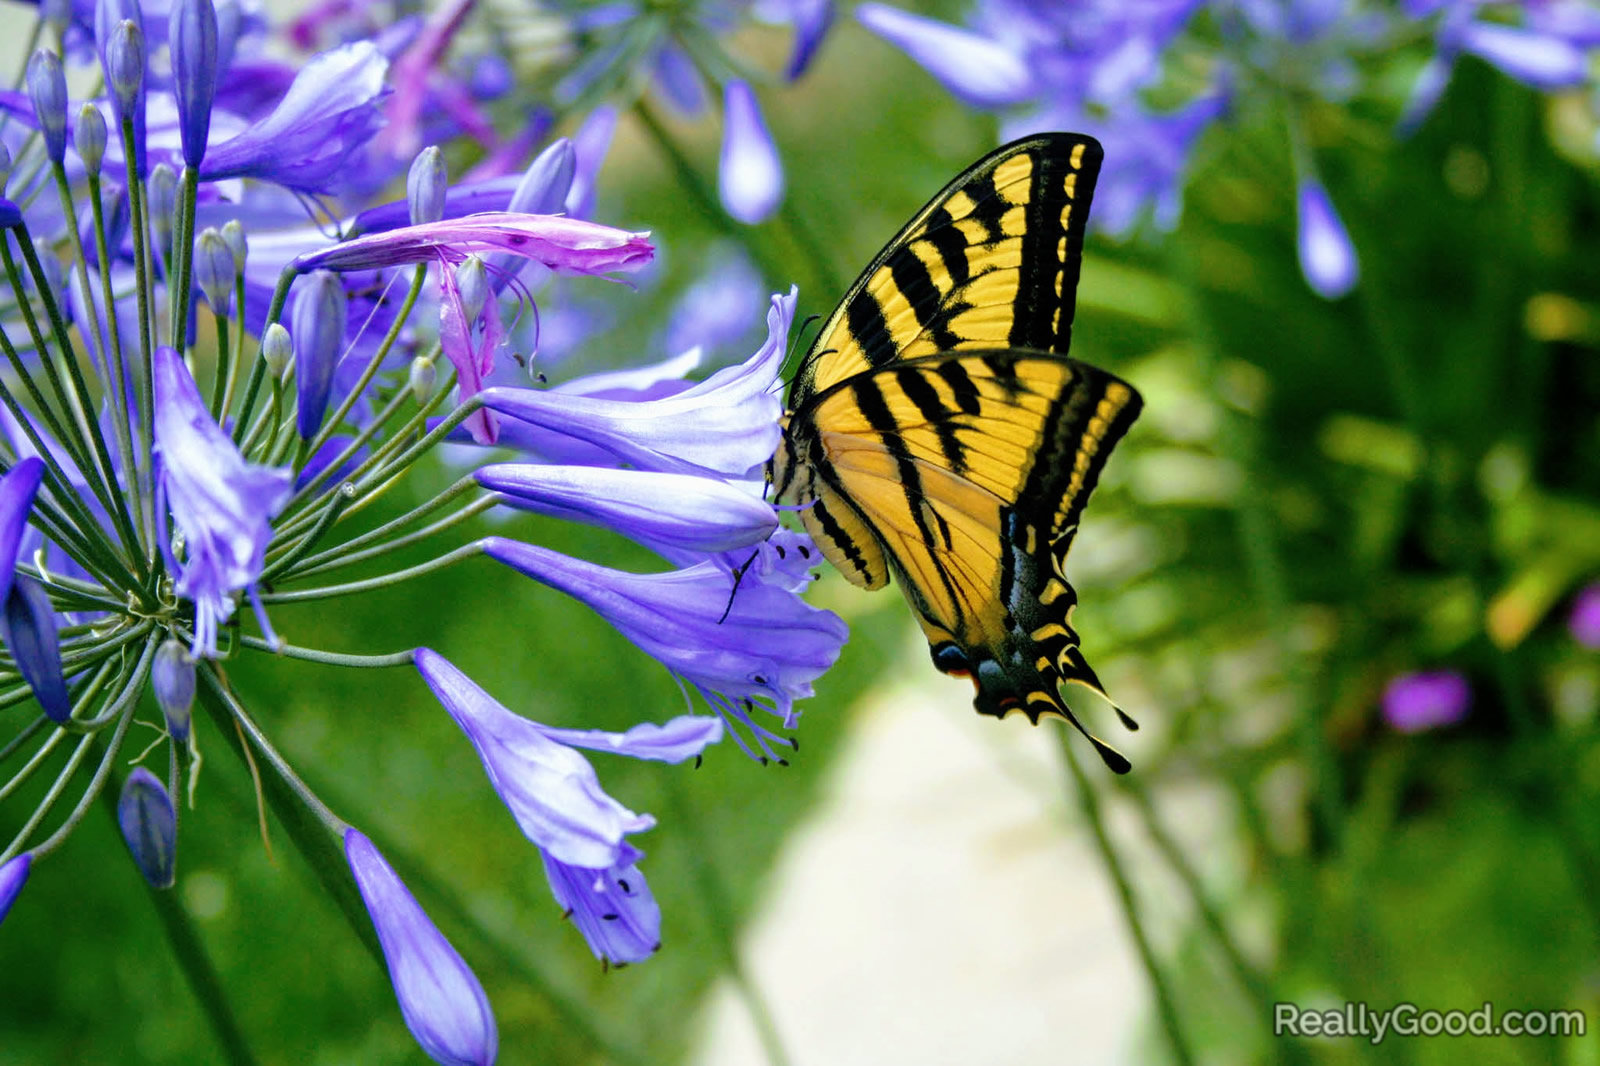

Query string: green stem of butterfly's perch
1056 731 1198 1066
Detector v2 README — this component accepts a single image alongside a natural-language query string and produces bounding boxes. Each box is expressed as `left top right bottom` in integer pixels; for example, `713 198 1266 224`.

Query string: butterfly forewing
776 133 1141 772
795 133 1103 397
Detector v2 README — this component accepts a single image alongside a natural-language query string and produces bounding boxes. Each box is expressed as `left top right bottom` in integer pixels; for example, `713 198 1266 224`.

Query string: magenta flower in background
1382 671 1471 733
1570 583 1600 650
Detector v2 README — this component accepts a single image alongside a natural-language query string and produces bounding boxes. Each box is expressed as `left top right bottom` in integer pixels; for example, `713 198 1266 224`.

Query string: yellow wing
783 352 1141 771
790 132 1102 400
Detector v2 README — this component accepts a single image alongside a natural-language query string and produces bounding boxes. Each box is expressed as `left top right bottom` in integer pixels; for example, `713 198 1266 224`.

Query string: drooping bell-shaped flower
718 80 783 225
1295 177 1358 299
541 845 661 966
291 270 347 439
345 828 498 1066
169 0 219 167
855 3 1034 108
151 346 292 658
117 767 177 888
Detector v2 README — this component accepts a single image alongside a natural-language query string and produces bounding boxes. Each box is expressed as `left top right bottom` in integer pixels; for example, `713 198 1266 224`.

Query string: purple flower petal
1382 670 1471 733
201 41 390 193
1398 52 1456 135
566 105 616 219
117 767 177 888
1569 582 1600 649
481 289 793 478
438 257 504 445
1296 177 1359 299
541 845 660 965
534 716 723 764
152 346 292 657
345 828 498 1066
169 0 219 168
291 270 348 440
415 649 655 869
292 212 653 275
0 853 30 928
651 40 707 116
477 463 776 555
718 81 783 225
1459 21 1589 89
0 577 68 722
856 3 1035 108
0 457 45 610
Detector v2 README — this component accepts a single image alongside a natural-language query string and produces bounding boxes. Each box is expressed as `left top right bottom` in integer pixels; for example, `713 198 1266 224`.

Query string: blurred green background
3 3 1600 1064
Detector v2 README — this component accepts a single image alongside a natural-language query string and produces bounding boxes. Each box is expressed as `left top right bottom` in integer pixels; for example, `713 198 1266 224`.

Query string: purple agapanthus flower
0 458 46 610
1296 176 1359 299
291 212 654 274
1382 670 1471 733
719 80 783 225
0 853 30 927
541 844 660 966
116 767 177 888
1570 582 1600 650
152 346 292 657
346 828 499 1066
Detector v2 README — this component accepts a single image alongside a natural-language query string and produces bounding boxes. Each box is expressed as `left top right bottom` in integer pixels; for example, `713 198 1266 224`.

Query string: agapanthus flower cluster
858 0 1600 299
0 1 845 1061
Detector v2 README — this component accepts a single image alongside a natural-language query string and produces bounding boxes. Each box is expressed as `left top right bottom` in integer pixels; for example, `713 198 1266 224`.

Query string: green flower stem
232 268 299 446
0 239 95 467
49 655 124 735
0 723 68 807
119 117 156 456
85 172 145 543
289 491 496 580
0 712 49 764
235 635 418 668
280 472 477 565
97 767 260 1066
3 692 132 863
301 265 428 466
258 541 484 603
260 483 355 582
63 634 157 734
660 772 793 1066
328 376 469 505
13 215 147 576
1056 730 1197 1066
170 167 199 353
196 669 384 964
211 313 232 418
50 168 115 399
225 270 248 415
57 618 157 670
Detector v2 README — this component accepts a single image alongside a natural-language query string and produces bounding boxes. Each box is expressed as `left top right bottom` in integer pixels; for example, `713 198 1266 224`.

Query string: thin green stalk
257 541 484 603
260 484 354 582
1057 731 1197 1066
235 635 417 668
211 313 232 418
170 166 199 352
660 772 793 1066
288 492 496 579
98 771 260 1066
0 238 94 464
86 172 146 543
232 268 298 445
0 713 49 765
120 117 156 479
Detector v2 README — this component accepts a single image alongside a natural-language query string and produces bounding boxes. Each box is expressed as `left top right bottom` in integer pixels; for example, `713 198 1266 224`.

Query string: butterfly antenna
717 550 760 624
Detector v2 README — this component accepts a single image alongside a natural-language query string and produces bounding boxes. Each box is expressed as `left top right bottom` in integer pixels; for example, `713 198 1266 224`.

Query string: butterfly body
771 134 1142 772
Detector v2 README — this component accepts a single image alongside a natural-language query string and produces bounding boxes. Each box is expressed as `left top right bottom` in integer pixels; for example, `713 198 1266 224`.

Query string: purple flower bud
106 19 146 116
408 356 437 404
194 228 234 314
0 578 69 722
0 201 19 230
345 828 498 1066
1570 582 1600 649
454 256 488 324
153 638 195 742
408 146 447 225
475 464 777 557
118 767 177 888
220 220 247 272
1296 177 1358 299
0 457 46 612
262 322 292 379
148 163 177 255
0 852 29 927
25 50 69 166
541 846 661 965
508 139 576 216
1459 22 1589 89
0 143 12 194
75 103 108 177
1382 670 1470 733
856 4 1034 108
169 0 220 168
291 270 347 439
718 81 783 225
96 0 148 176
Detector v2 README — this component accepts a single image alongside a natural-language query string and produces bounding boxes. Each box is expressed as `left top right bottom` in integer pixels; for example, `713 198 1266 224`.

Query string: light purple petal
117 767 177 888
1459 21 1589 88
1398 52 1456 135
856 3 1035 108
1382 670 1470 733
475 464 777 555
718 81 783 225
0 577 69 722
1570 582 1600 649
0 457 45 610
415 649 655 868
292 212 653 275
566 105 616 219
481 289 793 478
345 828 498 1066
652 40 707 116
1296 178 1359 299
0 853 30 927
541 846 660 965
534 716 724 764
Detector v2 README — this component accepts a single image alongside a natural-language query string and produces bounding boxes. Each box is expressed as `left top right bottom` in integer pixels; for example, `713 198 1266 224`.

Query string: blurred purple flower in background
1382 671 1472 733
1570 582 1600 649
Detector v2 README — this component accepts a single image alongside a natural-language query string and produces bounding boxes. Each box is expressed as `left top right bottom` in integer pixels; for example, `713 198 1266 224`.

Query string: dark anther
618 878 632 893
798 545 812 558
775 544 787 558
601 913 619 921
694 754 703 769
789 737 801 753
775 757 789 768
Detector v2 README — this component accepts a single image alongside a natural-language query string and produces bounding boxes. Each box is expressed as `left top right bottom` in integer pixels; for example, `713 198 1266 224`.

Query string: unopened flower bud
148 163 177 253
169 0 218 168
407 146 446 225
106 19 146 115
75 104 108 177
152 639 195 742
117 767 176 888
292 270 347 438
193 227 234 314
408 356 436 404
25 50 68 166
220 219 247 272
0 143 12 195
454 256 488 323
262 322 293 379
